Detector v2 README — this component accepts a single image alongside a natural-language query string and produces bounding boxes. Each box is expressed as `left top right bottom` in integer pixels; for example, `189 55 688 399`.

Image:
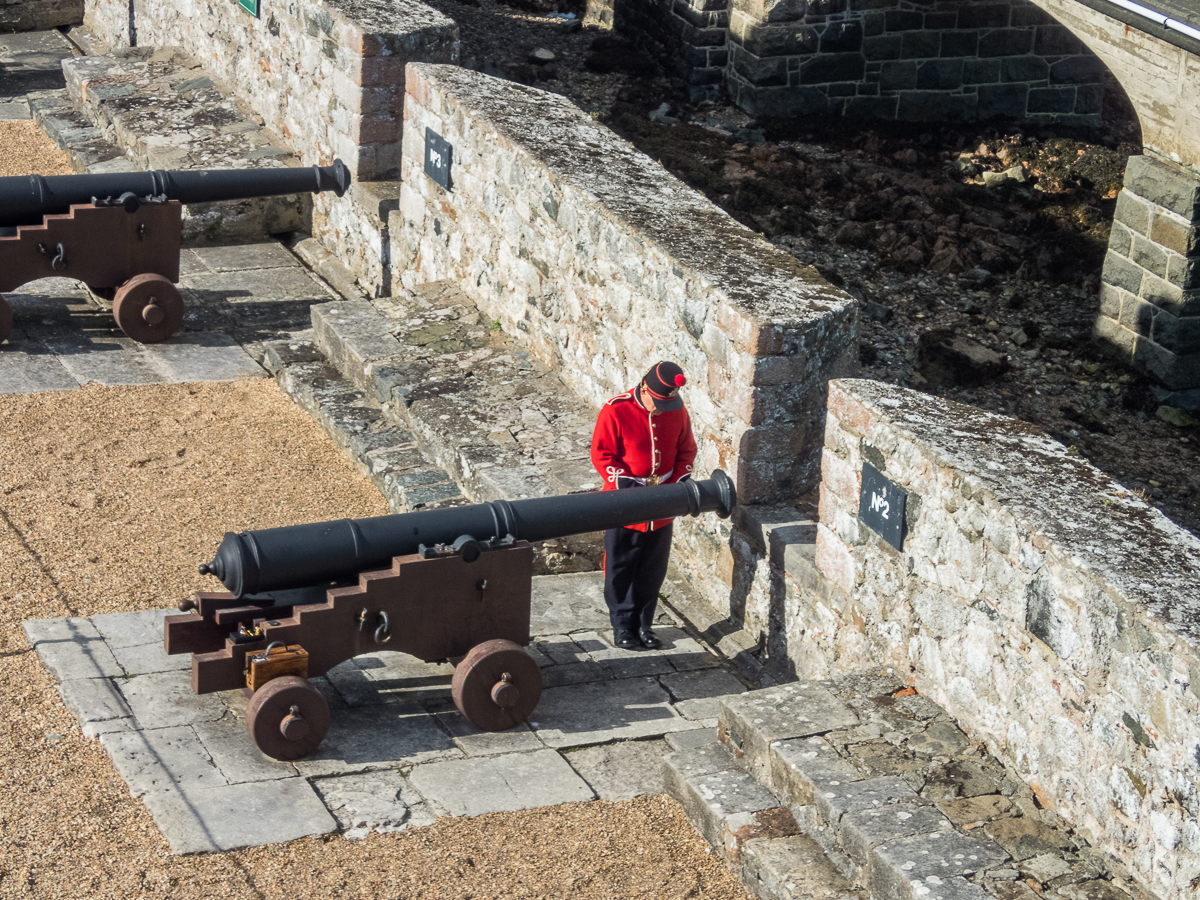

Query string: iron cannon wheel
245 675 330 760
451 639 542 732
0 296 11 344
112 274 184 343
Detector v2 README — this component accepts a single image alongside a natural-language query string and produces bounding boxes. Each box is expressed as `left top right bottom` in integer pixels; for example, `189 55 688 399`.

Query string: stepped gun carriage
164 472 737 760
0 162 351 345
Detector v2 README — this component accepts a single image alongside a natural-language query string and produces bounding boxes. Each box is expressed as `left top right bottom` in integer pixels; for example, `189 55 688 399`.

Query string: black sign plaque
858 461 906 551
424 127 452 190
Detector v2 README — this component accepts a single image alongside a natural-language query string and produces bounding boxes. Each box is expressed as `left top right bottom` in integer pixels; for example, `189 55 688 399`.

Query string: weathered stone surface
293 702 461 777
312 770 437 838
140 778 337 853
565 739 671 800
407 749 595 815
22 616 122 679
665 749 780 849
100 725 228 797
741 834 867 900
532 676 695 747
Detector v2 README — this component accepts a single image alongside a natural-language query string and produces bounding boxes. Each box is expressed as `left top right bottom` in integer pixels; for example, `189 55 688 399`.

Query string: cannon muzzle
200 471 737 598
0 160 352 228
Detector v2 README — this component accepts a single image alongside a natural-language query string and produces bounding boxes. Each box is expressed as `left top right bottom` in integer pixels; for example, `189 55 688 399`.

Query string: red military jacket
590 388 698 532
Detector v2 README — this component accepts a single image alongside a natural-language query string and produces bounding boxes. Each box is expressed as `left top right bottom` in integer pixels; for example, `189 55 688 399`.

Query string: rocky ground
423 0 1199 537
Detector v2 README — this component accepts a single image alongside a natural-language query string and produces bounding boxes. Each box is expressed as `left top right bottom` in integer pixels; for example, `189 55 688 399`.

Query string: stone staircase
665 677 1155 900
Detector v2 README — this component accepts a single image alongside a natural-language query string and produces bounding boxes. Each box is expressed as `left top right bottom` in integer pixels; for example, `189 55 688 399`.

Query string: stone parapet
807 378 1200 900
393 62 857 614
1096 154 1200 390
0 0 82 31
81 0 456 181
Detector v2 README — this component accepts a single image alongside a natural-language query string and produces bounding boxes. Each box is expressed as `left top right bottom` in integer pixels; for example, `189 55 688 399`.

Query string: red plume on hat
642 361 686 411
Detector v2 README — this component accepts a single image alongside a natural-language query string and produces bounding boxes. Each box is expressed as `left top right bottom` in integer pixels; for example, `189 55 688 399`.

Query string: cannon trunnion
165 472 737 760
0 161 351 345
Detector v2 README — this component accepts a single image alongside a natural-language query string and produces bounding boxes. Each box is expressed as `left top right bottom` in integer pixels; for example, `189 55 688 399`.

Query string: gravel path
0 380 746 899
0 121 74 178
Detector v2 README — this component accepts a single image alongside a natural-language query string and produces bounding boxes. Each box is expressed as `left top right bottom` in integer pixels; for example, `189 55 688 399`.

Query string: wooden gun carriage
164 472 737 760
0 162 350 344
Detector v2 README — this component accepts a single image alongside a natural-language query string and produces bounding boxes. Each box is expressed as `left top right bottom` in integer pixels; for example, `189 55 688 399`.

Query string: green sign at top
238 0 259 17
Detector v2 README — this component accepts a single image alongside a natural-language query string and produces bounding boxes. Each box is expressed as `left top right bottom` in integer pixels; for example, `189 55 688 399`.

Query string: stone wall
1 0 82 31
1097 153 1200 392
726 0 1106 122
393 62 857 613
803 378 1200 900
607 0 729 101
82 0 457 293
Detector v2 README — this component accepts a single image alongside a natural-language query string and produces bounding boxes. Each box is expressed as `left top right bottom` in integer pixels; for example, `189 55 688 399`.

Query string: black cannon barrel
201 471 737 598
0 160 351 228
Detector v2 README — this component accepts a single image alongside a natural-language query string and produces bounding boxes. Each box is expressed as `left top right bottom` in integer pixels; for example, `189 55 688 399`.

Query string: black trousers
603 522 673 632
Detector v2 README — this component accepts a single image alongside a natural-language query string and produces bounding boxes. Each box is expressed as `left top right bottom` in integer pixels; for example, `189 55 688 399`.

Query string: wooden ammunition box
245 644 309 692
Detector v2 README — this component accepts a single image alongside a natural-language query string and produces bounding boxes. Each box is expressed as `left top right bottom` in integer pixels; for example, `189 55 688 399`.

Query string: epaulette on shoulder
604 391 634 406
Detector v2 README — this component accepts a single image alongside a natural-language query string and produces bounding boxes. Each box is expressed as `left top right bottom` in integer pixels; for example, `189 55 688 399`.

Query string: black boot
613 628 641 651
638 627 662 650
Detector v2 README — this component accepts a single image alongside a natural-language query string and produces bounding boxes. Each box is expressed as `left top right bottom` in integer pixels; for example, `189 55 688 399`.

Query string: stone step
58 46 311 243
304 281 604 570
666 676 1157 900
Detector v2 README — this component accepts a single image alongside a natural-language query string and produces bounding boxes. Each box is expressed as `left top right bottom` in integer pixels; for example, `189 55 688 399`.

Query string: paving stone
872 829 1011 896
91 608 174 649
564 738 670 800
983 816 1076 860
100 725 227 797
293 702 461 777
937 794 1014 828
542 660 613 687
180 268 331 304
839 800 954 868
118 670 228 729
529 572 609 634
191 243 301 272
741 834 867 900
664 741 742 779
906 719 973 756
531 676 695 748
140 777 337 853
192 716 299 785
665 726 720 752
0 337 81 394
0 99 31 119
666 763 780 850
313 770 437 839
815 774 921 828
55 676 133 729
408 748 595 816
435 711 546 756
41 334 166 387
108 640 191 676
139 333 266 382
353 652 455 703
770 735 863 806
720 683 860 773
23 616 123 679
661 668 746 722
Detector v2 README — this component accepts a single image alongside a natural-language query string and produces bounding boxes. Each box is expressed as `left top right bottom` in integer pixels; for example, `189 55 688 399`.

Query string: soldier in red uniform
590 361 698 650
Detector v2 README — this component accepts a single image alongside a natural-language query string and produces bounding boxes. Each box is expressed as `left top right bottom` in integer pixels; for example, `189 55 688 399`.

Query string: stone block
769 735 860 805
957 3 1009 28
1001 56 1049 83
1114 191 1152 235
840 800 953 868
1134 335 1200 390
409 749 594 816
863 33 902 61
1074 83 1104 116
1142 275 1200 317
900 30 940 59
962 58 1001 85
564 738 671 800
1035 24 1084 56
1124 155 1200 221
1098 282 1128 320
820 20 863 53
1168 254 1200 290
939 30 978 58
1150 211 1198 259
884 9 923 31
1048 55 1106 85
977 83 1028 119
1108 222 1133 258
1130 235 1169 279
1102 250 1144 295
870 829 1010 898
799 52 866 85
879 60 917 92
978 29 1033 58
732 46 790 87
140 778 337 852
1151 308 1200 356
719 683 859 776
1092 314 1136 355
666 761 780 851
313 770 436 838
847 95 899 118
898 90 976 122
917 59 963 90
531 676 696 747
1027 87 1076 115
740 834 863 900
